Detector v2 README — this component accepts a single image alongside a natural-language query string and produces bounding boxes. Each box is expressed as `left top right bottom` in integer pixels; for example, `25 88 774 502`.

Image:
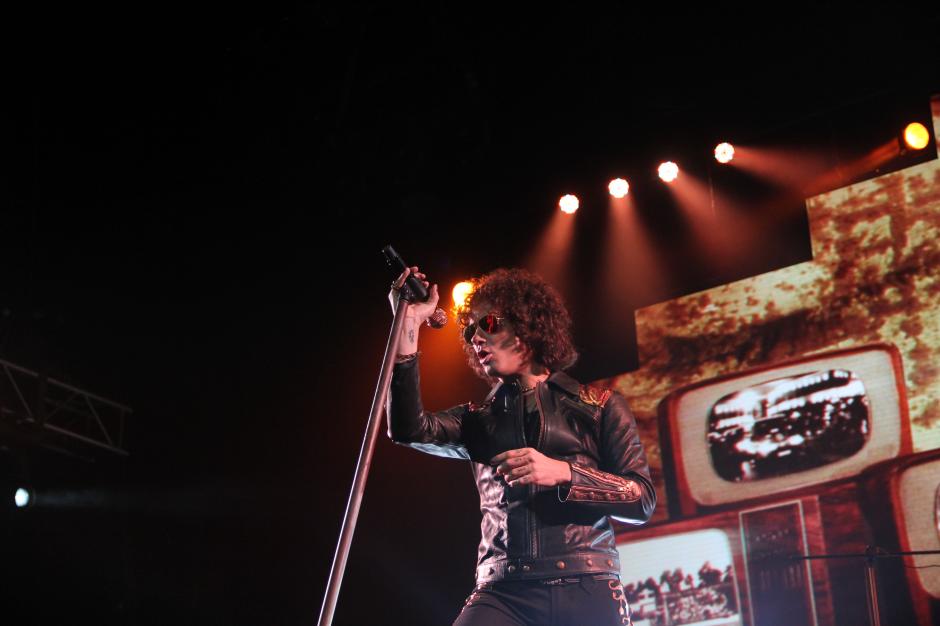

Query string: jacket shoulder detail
579 385 613 408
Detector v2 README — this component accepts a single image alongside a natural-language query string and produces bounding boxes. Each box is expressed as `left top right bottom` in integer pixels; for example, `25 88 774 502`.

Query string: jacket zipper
513 385 532 558
533 381 545 450
530 382 544 558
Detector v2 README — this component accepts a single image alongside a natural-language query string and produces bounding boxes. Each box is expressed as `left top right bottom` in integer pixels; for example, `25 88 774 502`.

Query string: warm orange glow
658 161 679 183
527 204 576 298
904 122 930 150
608 178 630 198
667 171 753 275
452 281 474 310
730 145 833 191
604 195 667 308
559 194 580 214
714 142 735 164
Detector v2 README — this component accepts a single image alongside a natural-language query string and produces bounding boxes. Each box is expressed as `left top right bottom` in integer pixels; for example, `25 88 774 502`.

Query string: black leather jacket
387 356 656 584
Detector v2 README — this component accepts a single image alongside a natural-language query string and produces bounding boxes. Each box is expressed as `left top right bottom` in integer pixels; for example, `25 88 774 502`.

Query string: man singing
387 266 655 626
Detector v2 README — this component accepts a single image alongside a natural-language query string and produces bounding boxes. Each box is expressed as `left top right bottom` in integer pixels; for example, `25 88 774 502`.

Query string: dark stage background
3 4 940 625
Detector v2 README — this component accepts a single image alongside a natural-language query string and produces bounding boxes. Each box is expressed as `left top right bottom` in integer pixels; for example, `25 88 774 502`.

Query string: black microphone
427 308 448 329
382 245 448 329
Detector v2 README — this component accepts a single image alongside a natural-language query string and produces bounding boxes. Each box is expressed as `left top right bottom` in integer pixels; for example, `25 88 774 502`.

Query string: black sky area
2 3 939 625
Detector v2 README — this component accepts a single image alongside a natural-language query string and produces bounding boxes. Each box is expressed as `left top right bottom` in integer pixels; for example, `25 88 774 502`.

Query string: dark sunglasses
462 313 505 343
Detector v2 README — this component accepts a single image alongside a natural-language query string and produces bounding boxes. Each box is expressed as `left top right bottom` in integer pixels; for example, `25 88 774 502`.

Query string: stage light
14 487 31 508
714 142 735 164
903 122 929 150
608 178 630 198
658 162 679 183
559 194 579 214
452 281 474 310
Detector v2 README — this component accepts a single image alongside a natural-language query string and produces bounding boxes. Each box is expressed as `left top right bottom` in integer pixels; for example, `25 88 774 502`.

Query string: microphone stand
317 288 414 626
796 546 940 626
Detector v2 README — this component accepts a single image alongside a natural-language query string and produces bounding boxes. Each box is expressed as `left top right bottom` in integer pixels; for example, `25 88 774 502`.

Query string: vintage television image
658 343 911 516
859 449 940 626
615 495 854 626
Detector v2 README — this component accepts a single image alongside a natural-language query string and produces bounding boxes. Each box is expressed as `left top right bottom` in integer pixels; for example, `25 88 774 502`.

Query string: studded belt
475 553 621 584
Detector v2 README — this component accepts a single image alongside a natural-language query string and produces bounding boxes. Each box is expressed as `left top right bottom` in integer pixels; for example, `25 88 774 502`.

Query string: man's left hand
490 448 572 488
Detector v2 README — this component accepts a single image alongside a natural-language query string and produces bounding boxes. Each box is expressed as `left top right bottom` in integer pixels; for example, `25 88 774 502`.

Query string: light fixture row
557 142 734 212
558 123 931 213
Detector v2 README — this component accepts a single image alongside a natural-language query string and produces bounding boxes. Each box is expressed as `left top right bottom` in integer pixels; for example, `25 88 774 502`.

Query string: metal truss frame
0 357 130 457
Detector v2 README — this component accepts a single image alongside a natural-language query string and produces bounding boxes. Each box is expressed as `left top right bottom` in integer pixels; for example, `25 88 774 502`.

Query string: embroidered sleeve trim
568 463 642 502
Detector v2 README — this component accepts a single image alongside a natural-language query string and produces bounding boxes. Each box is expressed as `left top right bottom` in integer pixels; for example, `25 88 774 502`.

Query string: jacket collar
484 370 580 402
546 370 582 396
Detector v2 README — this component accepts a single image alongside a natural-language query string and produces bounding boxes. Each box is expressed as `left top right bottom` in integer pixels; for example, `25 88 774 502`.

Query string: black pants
453 574 632 626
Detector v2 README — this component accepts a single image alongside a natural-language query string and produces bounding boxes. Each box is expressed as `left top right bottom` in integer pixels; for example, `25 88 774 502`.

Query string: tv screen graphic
898 458 940 602
616 497 839 626
708 368 869 482
739 502 819 626
861 450 940 625
618 528 743 626
659 343 909 515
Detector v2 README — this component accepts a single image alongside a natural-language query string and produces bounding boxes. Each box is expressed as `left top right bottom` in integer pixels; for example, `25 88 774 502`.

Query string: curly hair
457 268 578 380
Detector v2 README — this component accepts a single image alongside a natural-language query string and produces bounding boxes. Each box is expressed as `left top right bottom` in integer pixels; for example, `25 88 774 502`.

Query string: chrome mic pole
317 293 411 626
